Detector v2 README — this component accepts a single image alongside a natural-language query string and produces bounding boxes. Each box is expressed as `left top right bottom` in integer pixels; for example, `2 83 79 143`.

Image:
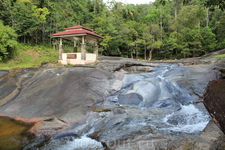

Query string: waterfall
33 64 211 149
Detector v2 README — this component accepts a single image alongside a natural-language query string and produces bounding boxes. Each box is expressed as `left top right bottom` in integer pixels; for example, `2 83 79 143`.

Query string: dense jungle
1 0 225 64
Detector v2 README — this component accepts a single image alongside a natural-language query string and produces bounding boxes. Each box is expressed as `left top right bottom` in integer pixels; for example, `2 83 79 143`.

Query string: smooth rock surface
0 56 224 149
203 79 225 134
0 67 123 136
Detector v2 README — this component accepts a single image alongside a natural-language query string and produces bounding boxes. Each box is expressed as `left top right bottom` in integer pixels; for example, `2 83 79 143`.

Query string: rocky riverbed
0 56 224 149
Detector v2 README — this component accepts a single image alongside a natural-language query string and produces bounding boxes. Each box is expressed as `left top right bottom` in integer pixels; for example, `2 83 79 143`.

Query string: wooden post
59 38 63 60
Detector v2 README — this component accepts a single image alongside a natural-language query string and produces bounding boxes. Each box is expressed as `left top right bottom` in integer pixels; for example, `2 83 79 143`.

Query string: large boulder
203 79 225 134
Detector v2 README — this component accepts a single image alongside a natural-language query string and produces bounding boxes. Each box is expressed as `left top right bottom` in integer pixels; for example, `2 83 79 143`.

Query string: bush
0 21 18 62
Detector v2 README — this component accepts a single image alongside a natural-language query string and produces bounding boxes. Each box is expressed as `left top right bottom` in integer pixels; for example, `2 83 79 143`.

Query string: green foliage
213 54 225 58
0 0 225 61
201 27 217 53
216 13 225 50
205 0 225 11
0 21 18 62
32 5 50 22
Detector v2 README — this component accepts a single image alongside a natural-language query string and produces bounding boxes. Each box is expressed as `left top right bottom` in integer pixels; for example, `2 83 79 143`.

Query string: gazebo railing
60 53 96 65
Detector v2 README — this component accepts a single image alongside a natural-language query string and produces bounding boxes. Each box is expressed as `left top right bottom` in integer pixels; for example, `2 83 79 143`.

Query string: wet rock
123 66 153 72
89 105 111 112
113 108 126 114
152 99 180 109
0 56 223 149
118 93 143 106
53 132 79 140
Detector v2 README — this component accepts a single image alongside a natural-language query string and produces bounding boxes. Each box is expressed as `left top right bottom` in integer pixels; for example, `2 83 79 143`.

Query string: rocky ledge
0 56 224 149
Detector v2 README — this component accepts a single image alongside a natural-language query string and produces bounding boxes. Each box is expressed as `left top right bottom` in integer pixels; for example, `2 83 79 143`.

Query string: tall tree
201 27 217 53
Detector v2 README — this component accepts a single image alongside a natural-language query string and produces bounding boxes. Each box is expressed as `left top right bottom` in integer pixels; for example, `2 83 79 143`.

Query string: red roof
66 25 93 32
51 25 103 39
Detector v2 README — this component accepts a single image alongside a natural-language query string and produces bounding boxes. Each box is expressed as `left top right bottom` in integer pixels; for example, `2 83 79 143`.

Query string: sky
103 0 155 5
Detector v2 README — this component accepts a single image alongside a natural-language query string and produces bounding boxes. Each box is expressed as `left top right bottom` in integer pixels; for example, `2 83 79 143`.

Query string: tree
163 31 179 58
0 0 223 60
205 0 225 10
0 21 18 62
147 24 162 60
142 26 153 60
188 26 203 57
201 27 217 53
216 13 225 49
0 0 15 27
180 0 225 11
178 28 192 58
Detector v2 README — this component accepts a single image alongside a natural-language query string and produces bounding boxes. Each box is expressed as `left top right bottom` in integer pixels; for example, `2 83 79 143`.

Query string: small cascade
101 64 210 134
55 136 104 150
162 104 210 133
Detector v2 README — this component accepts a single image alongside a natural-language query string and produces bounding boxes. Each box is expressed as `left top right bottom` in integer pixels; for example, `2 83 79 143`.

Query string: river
24 64 211 149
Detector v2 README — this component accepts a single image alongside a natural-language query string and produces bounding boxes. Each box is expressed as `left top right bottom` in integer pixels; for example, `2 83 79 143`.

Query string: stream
28 64 210 149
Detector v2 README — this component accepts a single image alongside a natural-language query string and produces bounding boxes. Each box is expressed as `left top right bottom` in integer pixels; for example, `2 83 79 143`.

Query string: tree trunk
193 46 196 57
160 6 163 41
206 8 209 27
174 2 177 19
42 24 45 44
148 48 153 60
50 15 52 45
136 43 138 59
131 48 133 59
36 30 38 45
144 44 146 60
24 35 26 43
198 19 201 27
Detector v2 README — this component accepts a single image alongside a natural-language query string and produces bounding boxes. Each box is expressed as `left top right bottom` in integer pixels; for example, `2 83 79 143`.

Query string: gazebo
51 25 103 65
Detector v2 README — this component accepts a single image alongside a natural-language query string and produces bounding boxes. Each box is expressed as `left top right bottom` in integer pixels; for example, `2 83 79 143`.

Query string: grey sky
103 0 155 5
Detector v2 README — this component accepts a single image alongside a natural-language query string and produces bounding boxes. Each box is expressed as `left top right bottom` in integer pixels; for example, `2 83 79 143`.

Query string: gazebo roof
51 25 103 40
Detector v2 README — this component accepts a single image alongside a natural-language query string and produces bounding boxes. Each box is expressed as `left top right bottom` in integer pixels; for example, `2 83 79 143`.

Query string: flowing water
105 64 210 134
34 64 211 149
0 117 33 150
5 64 211 149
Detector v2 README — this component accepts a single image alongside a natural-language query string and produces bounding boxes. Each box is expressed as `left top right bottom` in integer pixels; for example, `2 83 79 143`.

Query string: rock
118 93 143 106
30 117 68 137
97 56 156 72
89 105 111 112
113 108 126 114
123 66 153 72
0 56 224 149
0 70 9 78
203 79 225 134
0 67 124 136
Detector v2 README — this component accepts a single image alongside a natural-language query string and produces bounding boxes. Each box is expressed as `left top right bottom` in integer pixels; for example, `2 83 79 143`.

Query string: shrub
0 21 18 62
